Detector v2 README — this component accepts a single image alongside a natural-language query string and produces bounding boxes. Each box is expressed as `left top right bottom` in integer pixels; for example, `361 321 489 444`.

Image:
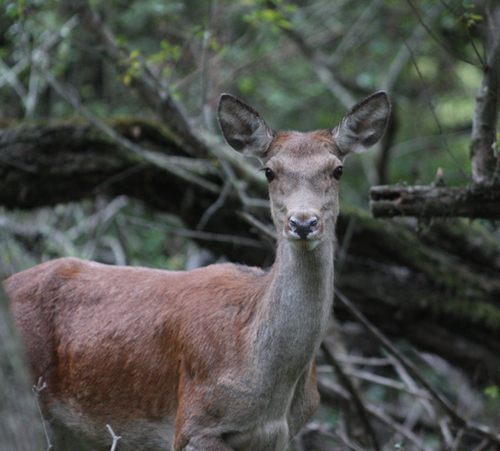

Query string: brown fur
7 258 267 420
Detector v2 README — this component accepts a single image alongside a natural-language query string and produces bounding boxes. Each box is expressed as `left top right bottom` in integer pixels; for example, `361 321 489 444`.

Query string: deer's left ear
217 94 275 159
331 91 391 156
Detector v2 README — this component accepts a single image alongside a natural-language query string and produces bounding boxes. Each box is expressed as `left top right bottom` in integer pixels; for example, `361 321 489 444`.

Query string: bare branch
381 4 441 93
318 379 434 451
369 181 500 219
363 404 433 451
321 340 380 451
72 0 209 157
236 211 276 243
197 180 233 231
404 0 482 67
0 56 28 100
106 425 121 451
39 66 221 195
282 28 357 109
329 0 385 66
126 215 266 249
470 5 500 184
405 37 470 181
32 378 52 451
342 368 432 400
334 289 500 447
0 16 79 91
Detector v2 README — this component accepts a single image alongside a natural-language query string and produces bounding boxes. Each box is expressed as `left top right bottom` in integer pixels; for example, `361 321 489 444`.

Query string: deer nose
287 211 321 239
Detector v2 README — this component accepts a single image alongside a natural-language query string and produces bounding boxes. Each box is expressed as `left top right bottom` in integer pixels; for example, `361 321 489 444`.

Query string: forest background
1 0 500 450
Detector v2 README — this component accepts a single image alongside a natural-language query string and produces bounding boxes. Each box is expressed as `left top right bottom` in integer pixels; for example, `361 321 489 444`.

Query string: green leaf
484 386 499 399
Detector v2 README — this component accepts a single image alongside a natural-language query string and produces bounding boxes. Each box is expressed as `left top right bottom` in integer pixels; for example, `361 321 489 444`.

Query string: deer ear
332 91 391 156
217 94 275 158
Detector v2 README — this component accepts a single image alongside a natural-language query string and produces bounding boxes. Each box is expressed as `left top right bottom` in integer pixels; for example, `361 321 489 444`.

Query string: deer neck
251 233 335 381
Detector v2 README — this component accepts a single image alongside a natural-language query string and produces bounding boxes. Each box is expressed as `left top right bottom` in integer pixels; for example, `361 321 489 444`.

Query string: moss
107 116 181 147
338 203 500 331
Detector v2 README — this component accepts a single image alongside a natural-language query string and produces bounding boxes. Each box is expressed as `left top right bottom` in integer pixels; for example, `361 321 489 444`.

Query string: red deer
4 92 390 451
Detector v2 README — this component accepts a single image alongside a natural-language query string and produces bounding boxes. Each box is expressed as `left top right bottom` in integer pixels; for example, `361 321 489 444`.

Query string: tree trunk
0 283 46 450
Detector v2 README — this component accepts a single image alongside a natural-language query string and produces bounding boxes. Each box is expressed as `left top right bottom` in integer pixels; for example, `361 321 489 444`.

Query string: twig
451 427 466 451
127 215 266 249
302 422 369 451
73 0 209 157
389 353 452 449
381 3 441 93
404 37 470 181
283 27 356 109
0 15 79 90
106 425 121 451
236 211 276 242
81 197 130 260
465 25 486 69
197 179 233 231
32 378 53 451
0 56 28 100
101 235 128 266
364 404 433 451
66 196 129 242
331 355 392 367
39 66 221 194
25 54 43 119
318 378 433 451
341 368 431 400
472 438 492 451
334 289 500 447
201 129 267 191
329 0 385 66
199 0 218 132
404 0 481 67
321 341 381 451
336 214 357 276
333 426 369 451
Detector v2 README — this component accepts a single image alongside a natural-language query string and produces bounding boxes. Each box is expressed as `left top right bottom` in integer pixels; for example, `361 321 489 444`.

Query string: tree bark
369 182 500 219
470 5 500 184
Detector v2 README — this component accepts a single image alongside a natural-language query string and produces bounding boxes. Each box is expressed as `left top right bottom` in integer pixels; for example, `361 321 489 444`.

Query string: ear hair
332 91 391 156
217 94 275 159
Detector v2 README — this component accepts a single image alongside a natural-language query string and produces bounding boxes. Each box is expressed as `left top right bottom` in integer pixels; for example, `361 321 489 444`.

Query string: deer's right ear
217 94 275 158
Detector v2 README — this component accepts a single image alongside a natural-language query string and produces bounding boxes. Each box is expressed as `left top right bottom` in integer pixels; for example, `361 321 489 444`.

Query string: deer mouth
288 235 322 251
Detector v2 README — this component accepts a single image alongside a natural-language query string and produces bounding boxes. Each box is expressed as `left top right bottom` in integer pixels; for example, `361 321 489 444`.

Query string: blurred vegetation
1 0 500 450
0 0 489 186
0 0 494 262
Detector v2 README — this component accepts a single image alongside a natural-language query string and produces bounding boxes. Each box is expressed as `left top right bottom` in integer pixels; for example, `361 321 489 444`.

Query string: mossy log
370 183 500 219
336 207 500 386
1 119 500 386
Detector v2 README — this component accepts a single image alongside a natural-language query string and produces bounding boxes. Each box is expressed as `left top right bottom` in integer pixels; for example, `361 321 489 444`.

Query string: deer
4 91 390 451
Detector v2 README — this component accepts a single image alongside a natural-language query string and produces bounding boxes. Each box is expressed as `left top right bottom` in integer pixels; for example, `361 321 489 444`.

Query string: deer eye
333 166 343 180
264 168 275 182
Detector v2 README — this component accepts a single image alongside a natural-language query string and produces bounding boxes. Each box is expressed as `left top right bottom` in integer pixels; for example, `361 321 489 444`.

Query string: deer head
218 92 391 251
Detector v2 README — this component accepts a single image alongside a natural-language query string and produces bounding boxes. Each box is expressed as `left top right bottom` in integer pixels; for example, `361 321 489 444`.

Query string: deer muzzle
286 209 323 242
